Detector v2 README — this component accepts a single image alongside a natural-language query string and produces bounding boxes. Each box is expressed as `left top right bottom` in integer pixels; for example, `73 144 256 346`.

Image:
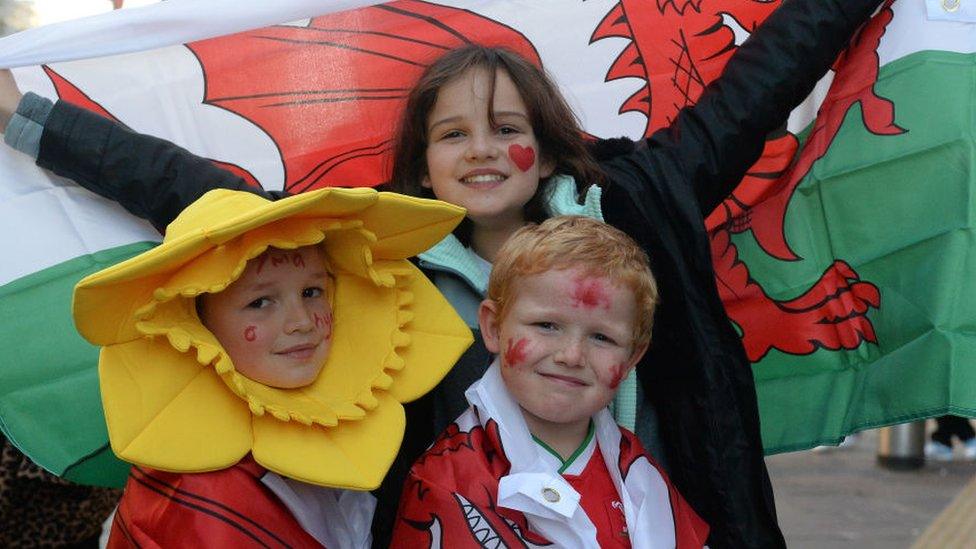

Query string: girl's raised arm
611 0 884 216
0 69 266 232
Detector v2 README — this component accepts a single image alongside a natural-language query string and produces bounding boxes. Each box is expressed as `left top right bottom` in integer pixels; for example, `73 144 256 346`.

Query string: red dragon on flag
40 0 903 435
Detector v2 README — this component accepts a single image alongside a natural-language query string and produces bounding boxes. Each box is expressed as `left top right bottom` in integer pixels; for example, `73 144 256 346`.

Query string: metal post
876 421 926 470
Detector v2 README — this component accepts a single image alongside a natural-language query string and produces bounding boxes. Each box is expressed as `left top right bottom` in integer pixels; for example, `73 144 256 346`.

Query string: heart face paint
571 277 611 310
508 144 536 172
244 325 257 342
503 337 530 368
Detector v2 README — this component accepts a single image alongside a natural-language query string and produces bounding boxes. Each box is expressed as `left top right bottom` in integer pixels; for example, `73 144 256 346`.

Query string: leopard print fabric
0 435 122 547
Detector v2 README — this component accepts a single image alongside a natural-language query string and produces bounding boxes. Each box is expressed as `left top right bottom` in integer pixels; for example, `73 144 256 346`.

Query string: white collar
260 474 374 549
464 360 676 549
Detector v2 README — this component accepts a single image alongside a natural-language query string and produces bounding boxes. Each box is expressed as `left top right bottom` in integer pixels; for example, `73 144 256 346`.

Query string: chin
258 367 323 389
531 407 591 426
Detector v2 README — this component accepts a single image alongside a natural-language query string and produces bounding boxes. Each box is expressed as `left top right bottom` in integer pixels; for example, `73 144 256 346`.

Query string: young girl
71 186 471 547
0 1 885 545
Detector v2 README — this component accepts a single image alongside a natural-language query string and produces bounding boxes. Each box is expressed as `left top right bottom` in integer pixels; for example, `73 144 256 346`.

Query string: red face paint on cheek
244 326 257 342
503 338 530 368
508 144 536 172
571 277 611 310
607 363 627 390
314 312 333 340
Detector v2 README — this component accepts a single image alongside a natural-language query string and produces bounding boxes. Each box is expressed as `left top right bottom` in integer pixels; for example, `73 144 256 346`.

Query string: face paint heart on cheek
508 144 536 172
244 326 257 342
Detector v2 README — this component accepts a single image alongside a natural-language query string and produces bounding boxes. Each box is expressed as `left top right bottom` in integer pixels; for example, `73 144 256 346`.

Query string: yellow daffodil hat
72 187 472 490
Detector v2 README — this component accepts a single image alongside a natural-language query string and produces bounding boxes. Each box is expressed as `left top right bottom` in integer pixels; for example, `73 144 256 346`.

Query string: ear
421 174 432 189
623 342 649 375
478 299 502 354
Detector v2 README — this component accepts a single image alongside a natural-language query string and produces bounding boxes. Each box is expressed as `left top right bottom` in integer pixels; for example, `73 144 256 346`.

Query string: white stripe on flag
0 156 158 286
0 0 390 68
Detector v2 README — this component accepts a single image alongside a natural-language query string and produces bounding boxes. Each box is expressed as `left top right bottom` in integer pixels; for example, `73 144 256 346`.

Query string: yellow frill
75 188 473 489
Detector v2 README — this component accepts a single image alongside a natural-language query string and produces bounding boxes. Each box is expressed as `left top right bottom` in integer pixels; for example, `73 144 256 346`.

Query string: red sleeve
107 464 321 548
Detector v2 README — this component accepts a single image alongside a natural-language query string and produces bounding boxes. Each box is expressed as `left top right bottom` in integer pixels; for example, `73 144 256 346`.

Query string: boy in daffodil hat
72 186 472 548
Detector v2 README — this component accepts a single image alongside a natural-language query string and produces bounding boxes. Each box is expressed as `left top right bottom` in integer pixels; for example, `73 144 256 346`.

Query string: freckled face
423 68 554 232
198 246 333 389
478 268 647 433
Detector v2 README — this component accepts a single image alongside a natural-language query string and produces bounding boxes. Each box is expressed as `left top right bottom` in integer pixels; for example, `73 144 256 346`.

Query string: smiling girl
0 1 886 546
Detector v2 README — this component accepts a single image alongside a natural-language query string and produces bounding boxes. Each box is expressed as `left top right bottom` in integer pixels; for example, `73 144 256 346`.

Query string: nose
553 337 585 368
284 300 315 334
465 129 498 162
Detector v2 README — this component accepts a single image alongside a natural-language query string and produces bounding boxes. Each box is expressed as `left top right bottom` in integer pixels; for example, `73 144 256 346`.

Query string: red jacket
108 457 321 548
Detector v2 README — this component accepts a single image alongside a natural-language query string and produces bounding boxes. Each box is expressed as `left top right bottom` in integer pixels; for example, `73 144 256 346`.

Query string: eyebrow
428 110 529 133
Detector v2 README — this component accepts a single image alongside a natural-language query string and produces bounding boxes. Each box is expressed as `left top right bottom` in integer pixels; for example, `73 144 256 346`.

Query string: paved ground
767 425 976 548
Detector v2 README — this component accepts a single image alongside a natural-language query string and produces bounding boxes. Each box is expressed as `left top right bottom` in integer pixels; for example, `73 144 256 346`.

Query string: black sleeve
37 100 273 231
635 0 883 216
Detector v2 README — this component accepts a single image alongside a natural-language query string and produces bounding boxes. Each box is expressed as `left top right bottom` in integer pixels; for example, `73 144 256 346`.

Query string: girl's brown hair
389 45 604 243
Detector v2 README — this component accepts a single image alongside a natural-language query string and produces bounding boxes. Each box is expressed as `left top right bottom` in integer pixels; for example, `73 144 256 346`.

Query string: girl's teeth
463 174 504 184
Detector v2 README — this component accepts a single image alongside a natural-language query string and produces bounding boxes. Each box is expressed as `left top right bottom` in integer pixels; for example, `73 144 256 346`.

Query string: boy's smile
199 245 333 389
479 268 647 437
423 68 554 238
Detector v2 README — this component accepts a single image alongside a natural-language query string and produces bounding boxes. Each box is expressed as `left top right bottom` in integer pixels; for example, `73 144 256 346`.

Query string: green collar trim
532 420 595 474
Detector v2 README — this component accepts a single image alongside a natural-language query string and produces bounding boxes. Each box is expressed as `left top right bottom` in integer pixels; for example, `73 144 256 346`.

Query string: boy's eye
303 287 324 299
533 321 556 331
247 297 271 309
593 333 617 345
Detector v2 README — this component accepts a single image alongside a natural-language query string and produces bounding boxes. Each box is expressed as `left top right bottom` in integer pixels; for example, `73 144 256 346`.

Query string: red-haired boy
393 216 708 548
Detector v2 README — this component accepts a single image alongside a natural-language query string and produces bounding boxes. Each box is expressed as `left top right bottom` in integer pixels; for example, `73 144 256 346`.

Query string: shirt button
541 487 560 503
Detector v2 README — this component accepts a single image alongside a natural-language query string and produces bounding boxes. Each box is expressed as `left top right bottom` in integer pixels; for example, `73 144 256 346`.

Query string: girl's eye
247 297 271 309
303 287 324 299
533 322 556 331
497 126 520 135
440 130 464 140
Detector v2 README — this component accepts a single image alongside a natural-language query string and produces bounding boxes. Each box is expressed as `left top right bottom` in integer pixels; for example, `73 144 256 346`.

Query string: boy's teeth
463 174 504 184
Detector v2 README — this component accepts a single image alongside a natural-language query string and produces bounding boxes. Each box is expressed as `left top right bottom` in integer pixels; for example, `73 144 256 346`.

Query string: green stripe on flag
751 50 976 453
0 241 156 487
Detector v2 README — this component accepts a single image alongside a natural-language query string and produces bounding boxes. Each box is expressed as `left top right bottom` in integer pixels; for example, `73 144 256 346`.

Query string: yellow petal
100 338 251 472
251 392 405 490
385 266 473 403
360 193 466 260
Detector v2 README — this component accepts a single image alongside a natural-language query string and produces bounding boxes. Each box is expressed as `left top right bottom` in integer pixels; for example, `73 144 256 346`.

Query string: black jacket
35 1 883 546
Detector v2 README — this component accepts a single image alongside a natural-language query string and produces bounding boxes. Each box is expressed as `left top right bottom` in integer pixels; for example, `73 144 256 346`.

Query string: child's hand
0 69 23 133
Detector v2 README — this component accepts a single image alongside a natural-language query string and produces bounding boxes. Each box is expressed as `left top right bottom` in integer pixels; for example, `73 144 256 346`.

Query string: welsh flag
0 0 973 486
